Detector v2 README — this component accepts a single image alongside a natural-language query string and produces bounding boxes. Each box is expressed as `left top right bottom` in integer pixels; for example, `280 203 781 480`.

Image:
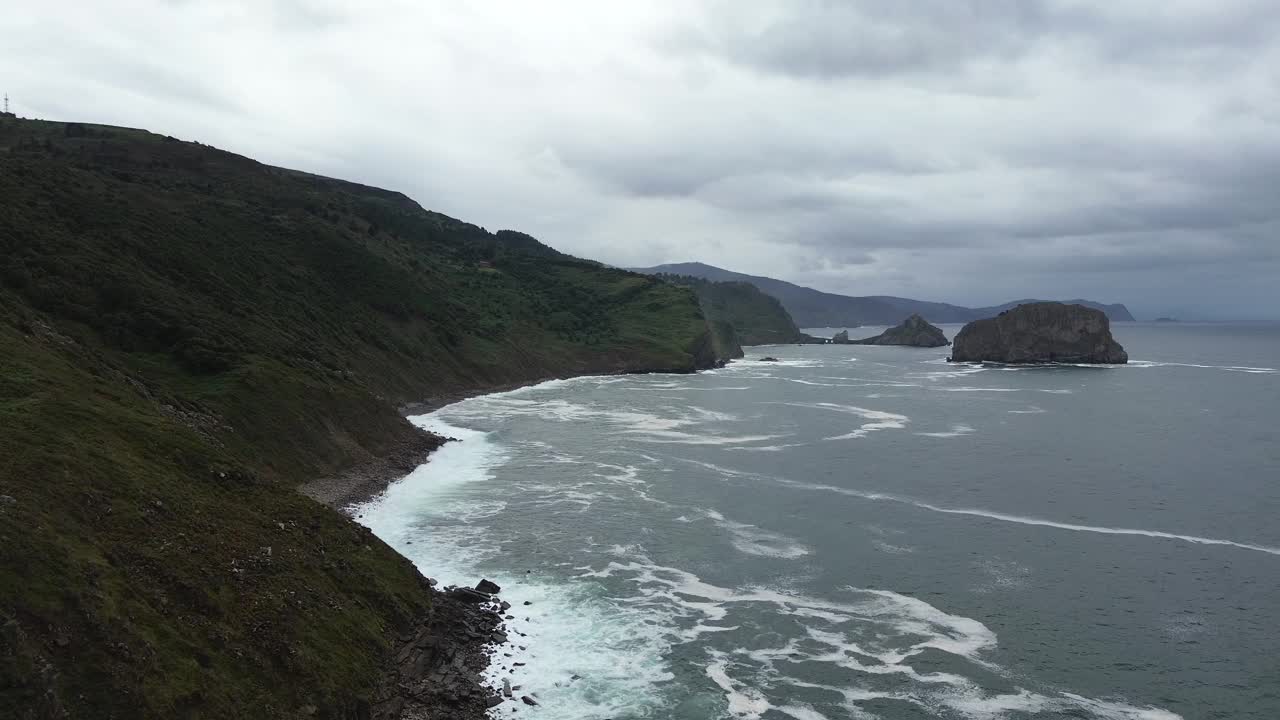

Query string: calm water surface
358 323 1280 719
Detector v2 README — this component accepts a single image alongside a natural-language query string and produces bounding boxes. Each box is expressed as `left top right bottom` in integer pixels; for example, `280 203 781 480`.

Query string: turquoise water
358 323 1280 719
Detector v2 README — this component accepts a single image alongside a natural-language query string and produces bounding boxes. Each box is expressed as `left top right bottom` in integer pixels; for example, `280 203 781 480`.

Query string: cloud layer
4 0 1278 319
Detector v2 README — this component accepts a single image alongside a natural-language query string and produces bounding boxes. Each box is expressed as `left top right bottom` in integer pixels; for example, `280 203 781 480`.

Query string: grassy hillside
657 274 807 346
0 116 730 718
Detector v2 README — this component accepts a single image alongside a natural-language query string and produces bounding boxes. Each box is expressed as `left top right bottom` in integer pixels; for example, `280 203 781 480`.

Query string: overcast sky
5 1 1279 319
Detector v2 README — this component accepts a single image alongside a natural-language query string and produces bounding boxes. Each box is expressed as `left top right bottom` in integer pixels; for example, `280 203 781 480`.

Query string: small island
949 302 1127 364
832 314 950 347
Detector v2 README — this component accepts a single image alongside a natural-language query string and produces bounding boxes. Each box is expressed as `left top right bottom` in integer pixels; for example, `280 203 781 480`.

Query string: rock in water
949 302 1127 364
475 579 501 594
831 330 850 344
849 314 949 347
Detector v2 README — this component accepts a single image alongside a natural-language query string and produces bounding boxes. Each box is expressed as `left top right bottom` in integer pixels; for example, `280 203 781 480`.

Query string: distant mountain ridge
629 262 1135 325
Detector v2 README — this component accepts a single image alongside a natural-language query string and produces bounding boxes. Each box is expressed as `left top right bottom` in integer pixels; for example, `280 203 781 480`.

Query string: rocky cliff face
949 302 1128 364
849 314 950 347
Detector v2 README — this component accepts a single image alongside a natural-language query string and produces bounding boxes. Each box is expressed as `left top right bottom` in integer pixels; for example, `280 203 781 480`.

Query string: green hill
656 274 812 346
0 117 734 718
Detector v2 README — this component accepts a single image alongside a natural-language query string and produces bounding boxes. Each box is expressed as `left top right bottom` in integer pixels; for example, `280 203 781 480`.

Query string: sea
355 322 1280 720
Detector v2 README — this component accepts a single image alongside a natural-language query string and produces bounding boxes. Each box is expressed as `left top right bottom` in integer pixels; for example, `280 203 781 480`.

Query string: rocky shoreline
371 581 532 720
300 376 573 510
305 365 737 718
301 374 598 719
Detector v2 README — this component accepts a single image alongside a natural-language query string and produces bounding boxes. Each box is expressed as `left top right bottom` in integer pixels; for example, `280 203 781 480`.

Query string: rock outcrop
848 314 949 347
949 302 1128 364
831 330 850 344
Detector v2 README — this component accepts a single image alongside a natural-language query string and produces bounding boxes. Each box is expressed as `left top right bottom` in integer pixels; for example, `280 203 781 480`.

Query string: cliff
655 275 813 346
949 302 1128 364
0 118 730 718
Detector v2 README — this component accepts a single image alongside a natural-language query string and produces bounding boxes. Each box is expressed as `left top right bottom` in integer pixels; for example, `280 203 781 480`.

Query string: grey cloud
554 134 946 199
671 1 1280 80
668 0 1053 79
4 1 1278 319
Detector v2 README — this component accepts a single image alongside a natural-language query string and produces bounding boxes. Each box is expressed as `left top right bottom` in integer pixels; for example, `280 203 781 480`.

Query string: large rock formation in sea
846 314 949 347
949 302 1128 364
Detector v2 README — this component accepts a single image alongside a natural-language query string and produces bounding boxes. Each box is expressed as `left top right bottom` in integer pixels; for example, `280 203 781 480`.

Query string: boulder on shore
848 314 949 347
949 302 1127 364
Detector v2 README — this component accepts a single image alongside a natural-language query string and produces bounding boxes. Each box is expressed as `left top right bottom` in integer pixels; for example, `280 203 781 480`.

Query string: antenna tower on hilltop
3 93 8 114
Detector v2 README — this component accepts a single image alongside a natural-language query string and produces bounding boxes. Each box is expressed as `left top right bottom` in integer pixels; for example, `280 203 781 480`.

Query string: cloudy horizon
5 1 1278 320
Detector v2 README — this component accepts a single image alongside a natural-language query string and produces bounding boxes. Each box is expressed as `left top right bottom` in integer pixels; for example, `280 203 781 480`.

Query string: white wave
724 442 811 452
947 689 1184 720
776 705 833 720
732 358 827 368
495 374 620 397
873 540 916 554
628 430 793 446
771 476 1280 558
940 386 1073 394
707 652 773 719
355 417 507 533
1129 360 1277 374
357 414 687 718
972 559 1032 593
751 375 921 389
583 556 998 663
590 462 642 484
678 457 1280 558
478 576 678 720
819 376 922 388
917 424 976 438
910 365 987 380
450 396 752 442
704 510 811 559
1008 405 1047 414
773 402 910 439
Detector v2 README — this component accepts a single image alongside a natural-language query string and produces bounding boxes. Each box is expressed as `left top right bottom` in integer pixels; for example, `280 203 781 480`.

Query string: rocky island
836 314 950 347
949 302 1128 364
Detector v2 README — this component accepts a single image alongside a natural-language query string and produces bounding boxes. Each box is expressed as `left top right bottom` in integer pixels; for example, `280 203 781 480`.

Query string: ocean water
355 323 1280 719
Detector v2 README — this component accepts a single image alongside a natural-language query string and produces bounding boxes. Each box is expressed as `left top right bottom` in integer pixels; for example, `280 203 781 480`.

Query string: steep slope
0 117 728 718
630 262 1135 325
656 274 807 346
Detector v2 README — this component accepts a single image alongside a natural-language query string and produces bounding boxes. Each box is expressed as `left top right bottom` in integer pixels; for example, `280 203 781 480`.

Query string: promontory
949 302 1128 364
